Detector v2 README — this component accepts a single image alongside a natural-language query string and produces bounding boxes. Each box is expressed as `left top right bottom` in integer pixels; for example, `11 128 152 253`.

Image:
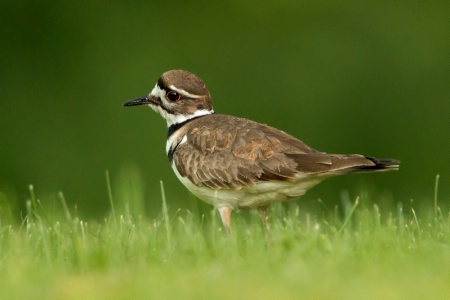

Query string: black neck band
167 114 209 138
167 114 210 164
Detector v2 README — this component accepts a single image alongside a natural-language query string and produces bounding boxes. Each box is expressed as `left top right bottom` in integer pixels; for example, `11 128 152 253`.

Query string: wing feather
172 114 398 189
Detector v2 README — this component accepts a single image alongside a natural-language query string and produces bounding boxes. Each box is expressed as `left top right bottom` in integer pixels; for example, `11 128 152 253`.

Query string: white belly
171 163 325 209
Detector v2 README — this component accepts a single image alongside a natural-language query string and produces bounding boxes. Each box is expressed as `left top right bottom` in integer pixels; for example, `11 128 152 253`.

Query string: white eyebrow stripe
169 85 201 98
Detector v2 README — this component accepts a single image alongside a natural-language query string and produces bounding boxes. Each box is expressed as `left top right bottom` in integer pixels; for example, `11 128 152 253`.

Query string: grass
0 175 448 299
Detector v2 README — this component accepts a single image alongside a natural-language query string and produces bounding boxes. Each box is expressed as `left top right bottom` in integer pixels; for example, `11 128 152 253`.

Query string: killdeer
124 70 400 234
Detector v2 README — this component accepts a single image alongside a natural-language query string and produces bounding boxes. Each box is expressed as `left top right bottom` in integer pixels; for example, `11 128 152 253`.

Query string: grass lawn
0 176 448 299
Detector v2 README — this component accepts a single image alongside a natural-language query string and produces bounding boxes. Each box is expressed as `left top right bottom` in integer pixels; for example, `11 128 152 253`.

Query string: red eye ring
165 91 182 102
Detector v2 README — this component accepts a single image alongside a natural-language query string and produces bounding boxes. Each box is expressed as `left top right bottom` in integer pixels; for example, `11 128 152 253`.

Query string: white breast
166 131 186 156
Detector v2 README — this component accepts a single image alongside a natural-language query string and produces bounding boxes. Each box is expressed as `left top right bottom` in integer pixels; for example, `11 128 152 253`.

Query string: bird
124 70 400 234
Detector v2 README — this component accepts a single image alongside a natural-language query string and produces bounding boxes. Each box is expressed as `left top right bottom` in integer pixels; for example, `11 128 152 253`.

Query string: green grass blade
160 180 172 254
58 191 72 221
434 174 440 220
105 170 117 224
338 196 359 234
28 184 38 217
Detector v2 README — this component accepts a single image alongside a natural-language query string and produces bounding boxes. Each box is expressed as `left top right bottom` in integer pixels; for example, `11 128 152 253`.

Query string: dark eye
165 91 181 102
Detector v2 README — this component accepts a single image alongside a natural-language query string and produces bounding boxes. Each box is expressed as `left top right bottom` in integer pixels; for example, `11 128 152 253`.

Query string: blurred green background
1 1 448 218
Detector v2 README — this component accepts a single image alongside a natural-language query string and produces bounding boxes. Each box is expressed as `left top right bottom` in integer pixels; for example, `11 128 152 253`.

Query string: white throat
165 109 214 127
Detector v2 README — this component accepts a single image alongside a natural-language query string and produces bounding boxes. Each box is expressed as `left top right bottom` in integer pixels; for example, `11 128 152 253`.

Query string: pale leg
258 205 271 240
218 206 232 235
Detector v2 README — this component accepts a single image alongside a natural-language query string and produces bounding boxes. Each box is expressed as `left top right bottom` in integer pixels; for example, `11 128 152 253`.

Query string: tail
357 157 400 172
330 155 401 174
287 153 400 174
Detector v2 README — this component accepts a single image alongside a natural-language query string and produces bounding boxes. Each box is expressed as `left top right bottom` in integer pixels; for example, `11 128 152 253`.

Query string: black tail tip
366 157 401 170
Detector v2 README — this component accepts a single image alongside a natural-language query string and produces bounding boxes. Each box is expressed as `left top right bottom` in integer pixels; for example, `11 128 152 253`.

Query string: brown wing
172 114 399 189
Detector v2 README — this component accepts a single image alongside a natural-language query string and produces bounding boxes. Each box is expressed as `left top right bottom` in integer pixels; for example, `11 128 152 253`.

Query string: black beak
123 96 150 107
